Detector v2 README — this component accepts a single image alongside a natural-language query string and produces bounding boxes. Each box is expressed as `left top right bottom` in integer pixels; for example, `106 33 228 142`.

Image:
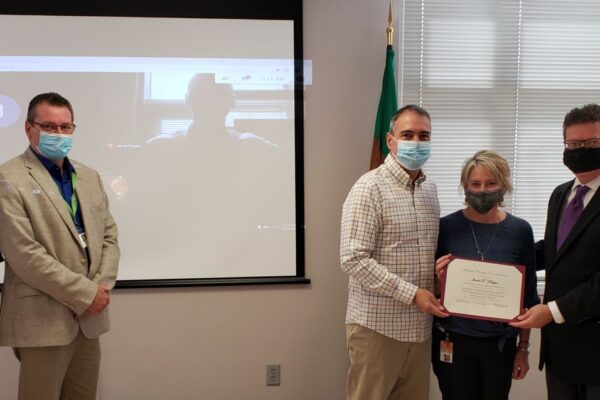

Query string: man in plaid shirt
341 105 448 400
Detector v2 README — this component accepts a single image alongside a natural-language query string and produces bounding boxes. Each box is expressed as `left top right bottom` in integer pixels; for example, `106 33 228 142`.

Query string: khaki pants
346 324 431 400
14 331 101 400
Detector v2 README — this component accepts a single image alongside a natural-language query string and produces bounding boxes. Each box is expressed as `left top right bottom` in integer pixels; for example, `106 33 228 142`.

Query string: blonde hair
461 150 513 196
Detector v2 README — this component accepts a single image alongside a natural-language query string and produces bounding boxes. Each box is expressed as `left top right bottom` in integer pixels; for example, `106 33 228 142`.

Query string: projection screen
0 1 306 287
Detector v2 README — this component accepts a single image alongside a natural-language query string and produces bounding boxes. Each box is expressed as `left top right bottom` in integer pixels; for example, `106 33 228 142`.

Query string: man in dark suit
512 104 600 399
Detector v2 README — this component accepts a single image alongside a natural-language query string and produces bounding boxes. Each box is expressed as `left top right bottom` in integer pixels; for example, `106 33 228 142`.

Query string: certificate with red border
440 257 525 322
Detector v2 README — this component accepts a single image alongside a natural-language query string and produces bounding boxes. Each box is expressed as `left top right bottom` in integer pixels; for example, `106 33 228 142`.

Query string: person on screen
0 92 119 400
340 105 448 400
145 72 277 151
133 72 288 274
511 104 600 399
139 72 279 212
433 150 539 400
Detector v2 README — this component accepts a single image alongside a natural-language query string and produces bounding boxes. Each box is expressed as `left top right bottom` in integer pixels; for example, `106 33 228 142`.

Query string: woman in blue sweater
432 150 540 400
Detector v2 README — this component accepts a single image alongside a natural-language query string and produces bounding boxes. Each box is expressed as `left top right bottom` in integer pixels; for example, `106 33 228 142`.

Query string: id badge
440 340 453 364
78 232 88 249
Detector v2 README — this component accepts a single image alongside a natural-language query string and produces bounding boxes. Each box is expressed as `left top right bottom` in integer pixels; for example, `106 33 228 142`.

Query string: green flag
370 45 398 170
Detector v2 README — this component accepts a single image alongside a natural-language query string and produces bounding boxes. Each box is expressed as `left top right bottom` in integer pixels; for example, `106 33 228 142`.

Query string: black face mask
563 148 600 173
465 189 504 214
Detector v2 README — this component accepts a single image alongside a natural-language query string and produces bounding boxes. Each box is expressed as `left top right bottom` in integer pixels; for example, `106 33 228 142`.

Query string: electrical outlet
266 364 281 386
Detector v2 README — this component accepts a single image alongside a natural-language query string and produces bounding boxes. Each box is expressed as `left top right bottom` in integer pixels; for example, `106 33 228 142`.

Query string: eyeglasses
29 120 76 134
564 138 600 150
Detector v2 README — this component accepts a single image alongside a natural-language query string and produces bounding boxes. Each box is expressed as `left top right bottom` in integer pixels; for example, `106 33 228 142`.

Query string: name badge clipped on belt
78 232 88 249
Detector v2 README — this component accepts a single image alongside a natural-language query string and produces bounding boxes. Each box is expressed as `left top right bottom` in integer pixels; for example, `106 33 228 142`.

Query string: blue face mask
37 132 73 160
394 139 431 170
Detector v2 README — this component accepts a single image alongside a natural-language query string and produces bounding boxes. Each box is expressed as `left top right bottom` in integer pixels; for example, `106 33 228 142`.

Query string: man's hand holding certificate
437 256 525 322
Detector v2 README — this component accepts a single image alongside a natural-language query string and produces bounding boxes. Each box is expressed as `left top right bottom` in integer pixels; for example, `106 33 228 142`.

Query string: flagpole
370 1 398 170
387 1 393 46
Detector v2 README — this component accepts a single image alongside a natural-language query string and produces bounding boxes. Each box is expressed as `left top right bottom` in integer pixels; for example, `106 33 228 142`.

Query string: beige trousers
346 324 431 400
14 331 101 400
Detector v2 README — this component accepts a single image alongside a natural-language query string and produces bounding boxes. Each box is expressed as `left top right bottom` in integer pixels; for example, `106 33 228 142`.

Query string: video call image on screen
0 15 301 281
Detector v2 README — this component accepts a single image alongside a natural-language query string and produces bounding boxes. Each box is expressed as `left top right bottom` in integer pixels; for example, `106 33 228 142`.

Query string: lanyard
67 171 86 246
67 171 79 220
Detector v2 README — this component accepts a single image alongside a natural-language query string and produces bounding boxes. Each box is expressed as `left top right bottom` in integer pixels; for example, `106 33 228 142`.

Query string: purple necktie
556 184 590 249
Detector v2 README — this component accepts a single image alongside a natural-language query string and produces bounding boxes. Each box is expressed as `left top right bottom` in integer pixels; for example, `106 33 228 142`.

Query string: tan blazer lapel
73 166 100 276
23 149 81 246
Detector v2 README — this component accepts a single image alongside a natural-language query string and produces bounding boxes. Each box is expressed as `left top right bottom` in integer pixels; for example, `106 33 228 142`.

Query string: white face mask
37 131 73 160
392 138 431 170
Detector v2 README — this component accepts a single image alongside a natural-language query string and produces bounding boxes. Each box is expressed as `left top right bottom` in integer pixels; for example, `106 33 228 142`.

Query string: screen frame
0 0 308 288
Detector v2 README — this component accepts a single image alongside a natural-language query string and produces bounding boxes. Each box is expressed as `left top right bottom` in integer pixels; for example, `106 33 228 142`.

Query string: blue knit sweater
435 210 541 338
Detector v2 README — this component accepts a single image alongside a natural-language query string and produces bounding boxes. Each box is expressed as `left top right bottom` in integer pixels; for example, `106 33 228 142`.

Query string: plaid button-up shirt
340 155 440 342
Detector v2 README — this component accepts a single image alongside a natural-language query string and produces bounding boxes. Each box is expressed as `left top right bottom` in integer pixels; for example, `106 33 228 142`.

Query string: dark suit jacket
540 179 600 384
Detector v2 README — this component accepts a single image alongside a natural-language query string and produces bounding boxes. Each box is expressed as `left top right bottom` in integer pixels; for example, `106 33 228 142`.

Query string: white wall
0 1 548 398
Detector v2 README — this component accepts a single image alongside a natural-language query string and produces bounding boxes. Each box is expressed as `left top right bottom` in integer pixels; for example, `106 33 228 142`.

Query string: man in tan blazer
0 92 119 400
